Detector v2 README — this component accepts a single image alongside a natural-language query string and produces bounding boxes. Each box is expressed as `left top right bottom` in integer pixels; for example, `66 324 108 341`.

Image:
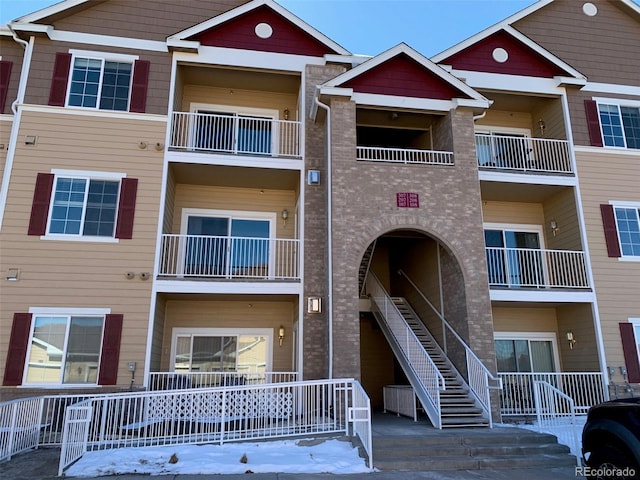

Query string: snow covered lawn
65 438 371 476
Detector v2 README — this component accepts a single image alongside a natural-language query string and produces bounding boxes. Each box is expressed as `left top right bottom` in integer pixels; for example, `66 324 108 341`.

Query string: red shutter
115 178 138 239
600 204 622 258
0 60 13 114
28 173 55 236
620 323 640 383
129 60 150 113
584 99 604 147
98 314 123 385
48 53 72 107
3 313 33 386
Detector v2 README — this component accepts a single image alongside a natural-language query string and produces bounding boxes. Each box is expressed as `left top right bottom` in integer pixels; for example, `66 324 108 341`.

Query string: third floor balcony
476 133 572 175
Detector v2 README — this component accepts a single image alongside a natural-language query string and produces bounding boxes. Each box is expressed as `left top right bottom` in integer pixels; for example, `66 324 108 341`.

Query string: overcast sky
1 0 638 58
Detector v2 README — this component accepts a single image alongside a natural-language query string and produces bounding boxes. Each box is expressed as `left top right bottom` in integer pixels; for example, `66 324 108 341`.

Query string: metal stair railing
366 274 445 428
397 270 502 427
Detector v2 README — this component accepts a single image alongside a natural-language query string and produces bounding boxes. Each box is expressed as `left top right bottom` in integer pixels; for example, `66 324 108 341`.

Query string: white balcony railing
357 146 454 165
159 234 300 280
499 372 605 416
475 134 572 174
148 371 299 390
486 247 590 289
170 112 302 158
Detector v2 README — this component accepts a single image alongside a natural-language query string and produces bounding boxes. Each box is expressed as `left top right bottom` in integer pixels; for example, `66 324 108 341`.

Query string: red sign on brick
396 192 419 208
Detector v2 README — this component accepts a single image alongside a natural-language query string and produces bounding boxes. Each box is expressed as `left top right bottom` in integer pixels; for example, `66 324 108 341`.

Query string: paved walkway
0 414 581 479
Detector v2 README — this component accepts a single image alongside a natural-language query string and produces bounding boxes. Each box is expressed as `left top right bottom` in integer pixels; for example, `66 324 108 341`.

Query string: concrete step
372 429 576 471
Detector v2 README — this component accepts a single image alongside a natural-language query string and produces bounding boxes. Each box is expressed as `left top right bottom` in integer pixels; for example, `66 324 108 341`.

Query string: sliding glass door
485 228 544 287
183 211 272 278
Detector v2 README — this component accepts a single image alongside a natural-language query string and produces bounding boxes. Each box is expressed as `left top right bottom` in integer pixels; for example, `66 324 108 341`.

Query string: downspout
314 92 333 379
0 28 34 231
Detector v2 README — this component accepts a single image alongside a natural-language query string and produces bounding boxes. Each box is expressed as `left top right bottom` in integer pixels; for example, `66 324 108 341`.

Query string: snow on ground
65 438 372 477
499 416 587 458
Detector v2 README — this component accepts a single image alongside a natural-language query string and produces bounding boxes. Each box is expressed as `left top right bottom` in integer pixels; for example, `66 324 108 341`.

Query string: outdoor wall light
281 209 289 226
278 326 285 346
538 118 546 136
283 108 290 120
307 170 320 185
566 330 576 350
307 296 322 314
6 268 20 281
550 219 559 237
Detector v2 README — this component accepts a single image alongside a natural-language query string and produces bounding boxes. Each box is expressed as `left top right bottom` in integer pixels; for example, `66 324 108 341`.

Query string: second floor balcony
170 112 302 159
159 234 300 281
486 246 589 289
476 134 572 175
357 146 454 165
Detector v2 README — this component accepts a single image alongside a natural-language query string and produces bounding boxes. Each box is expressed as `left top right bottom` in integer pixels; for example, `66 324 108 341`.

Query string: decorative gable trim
167 0 350 56
433 25 585 81
317 43 488 113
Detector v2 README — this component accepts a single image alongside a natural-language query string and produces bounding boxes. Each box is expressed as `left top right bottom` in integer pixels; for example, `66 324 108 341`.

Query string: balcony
486 247 589 289
357 146 454 165
476 134 572 174
159 234 300 280
170 112 302 159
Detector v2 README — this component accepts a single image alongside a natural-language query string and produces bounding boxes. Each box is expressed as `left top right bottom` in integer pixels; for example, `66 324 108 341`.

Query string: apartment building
0 0 638 428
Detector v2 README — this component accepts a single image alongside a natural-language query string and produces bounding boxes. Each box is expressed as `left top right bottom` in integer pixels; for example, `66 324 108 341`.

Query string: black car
582 397 640 479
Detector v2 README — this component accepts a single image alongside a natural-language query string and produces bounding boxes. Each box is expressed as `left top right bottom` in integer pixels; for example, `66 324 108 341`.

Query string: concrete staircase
392 297 490 428
373 427 576 471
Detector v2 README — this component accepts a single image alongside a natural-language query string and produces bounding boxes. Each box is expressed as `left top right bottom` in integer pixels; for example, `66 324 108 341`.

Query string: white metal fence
486 247 590 289
0 397 44 462
148 371 299 390
58 378 372 475
475 134 572 174
533 380 582 464
499 372 605 416
383 385 418 421
170 112 301 158
159 234 300 280
357 146 454 165
367 274 445 428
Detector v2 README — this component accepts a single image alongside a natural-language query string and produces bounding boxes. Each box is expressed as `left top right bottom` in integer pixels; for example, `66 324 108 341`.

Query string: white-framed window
179 208 276 277
170 328 272 373
67 50 138 111
494 332 559 373
483 223 546 287
632 319 640 368
46 170 125 240
189 103 278 155
595 98 640 149
24 308 109 386
613 203 640 258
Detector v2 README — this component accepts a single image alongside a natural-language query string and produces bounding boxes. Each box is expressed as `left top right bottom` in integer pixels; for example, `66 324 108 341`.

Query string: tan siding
162 300 295 372
0 119 10 181
475 110 532 132
557 304 600 372
532 98 566 140
0 110 166 387
182 86 298 121
172 184 297 239
163 168 176 234
25 38 171 115
482 201 544 226
543 188 583 251
0 37 24 114
492 306 558 332
50 0 247 42
576 149 640 372
515 0 640 87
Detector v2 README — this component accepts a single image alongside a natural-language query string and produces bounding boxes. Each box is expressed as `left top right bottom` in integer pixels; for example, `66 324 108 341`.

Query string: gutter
313 91 333 379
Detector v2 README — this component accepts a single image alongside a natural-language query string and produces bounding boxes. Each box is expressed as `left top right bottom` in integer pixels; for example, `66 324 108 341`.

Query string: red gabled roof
438 29 568 78
342 53 471 100
189 4 337 56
